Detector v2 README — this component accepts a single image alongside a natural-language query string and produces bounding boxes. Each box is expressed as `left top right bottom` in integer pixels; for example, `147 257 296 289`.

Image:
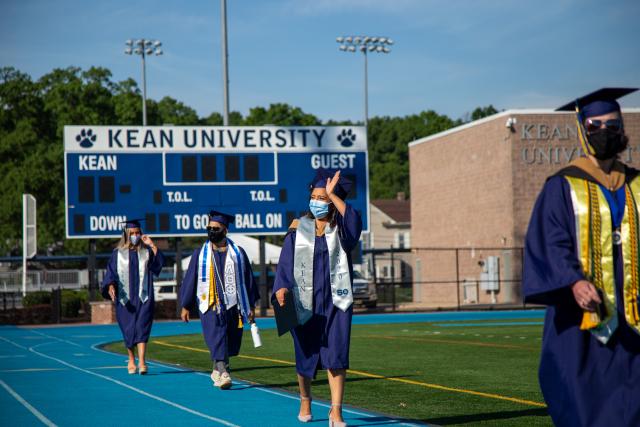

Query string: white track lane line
0 379 58 426
0 336 239 427
29 330 82 347
91 343 423 426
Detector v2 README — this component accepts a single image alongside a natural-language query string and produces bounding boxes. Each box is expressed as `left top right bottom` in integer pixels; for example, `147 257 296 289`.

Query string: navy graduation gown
180 244 259 361
101 248 165 348
523 175 640 427
273 204 363 378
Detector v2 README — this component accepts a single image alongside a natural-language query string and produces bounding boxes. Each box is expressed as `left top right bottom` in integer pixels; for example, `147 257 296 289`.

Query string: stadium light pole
221 0 230 126
336 36 393 128
125 39 163 126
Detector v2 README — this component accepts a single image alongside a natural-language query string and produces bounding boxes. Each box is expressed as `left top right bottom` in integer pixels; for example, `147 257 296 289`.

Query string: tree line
0 66 497 255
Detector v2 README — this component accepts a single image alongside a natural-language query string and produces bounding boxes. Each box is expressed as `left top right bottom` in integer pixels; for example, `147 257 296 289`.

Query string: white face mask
129 235 140 245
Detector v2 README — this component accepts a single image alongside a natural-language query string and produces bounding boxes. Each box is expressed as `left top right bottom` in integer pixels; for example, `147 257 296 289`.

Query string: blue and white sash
116 247 150 306
196 239 251 323
293 217 353 325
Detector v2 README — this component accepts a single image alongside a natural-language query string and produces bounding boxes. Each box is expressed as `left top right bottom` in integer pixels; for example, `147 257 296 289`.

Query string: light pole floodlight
336 34 393 128
125 38 163 126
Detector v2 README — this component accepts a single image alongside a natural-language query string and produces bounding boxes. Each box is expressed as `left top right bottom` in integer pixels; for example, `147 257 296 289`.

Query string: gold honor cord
208 252 220 312
565 177 616 332
624 181 640 328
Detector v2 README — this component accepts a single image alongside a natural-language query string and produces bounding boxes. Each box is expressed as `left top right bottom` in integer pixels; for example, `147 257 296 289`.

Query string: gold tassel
580 311 600 330
238 314 243 329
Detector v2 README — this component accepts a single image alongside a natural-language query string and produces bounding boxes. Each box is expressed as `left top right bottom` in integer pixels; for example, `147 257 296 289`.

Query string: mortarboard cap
119 218 145 229
208 210 234 228
556 87 638 119
309 168 353 200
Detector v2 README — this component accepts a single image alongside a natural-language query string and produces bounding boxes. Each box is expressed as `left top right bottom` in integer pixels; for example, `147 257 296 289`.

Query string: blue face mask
309 199 330 219
129 235 140 245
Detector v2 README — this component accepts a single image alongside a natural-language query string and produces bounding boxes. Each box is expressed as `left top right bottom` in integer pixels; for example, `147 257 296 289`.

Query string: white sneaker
218 372 232 389
210 370 221 387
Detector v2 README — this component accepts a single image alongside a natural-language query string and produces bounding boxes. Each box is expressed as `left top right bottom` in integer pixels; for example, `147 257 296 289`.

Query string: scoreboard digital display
64 126 369 238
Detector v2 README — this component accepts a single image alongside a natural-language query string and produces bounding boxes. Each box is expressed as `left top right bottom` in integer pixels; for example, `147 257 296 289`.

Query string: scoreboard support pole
258 236 268 317
175 237 183 318
88 239 97 300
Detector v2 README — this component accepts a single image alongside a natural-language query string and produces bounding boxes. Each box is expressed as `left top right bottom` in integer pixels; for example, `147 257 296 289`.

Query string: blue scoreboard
64 125 369 238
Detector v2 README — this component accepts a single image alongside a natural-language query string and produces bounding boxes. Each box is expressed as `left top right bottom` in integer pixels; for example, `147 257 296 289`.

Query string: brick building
363 195 412 283
408 109 640 308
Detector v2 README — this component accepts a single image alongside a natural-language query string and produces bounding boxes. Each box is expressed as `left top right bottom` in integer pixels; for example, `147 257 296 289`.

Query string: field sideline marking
359 335 538 350
153 340 546 408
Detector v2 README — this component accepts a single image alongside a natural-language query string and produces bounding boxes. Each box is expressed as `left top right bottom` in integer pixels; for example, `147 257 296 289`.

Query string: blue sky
2 0 639 122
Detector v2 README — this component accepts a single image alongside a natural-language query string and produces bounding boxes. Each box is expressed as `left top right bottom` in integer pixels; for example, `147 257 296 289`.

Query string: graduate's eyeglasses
585 118 622 133
206 226 223 232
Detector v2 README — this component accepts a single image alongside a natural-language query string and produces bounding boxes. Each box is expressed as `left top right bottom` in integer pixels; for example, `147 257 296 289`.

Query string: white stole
116 247 149 306
196 240 251 322
293 217 353 325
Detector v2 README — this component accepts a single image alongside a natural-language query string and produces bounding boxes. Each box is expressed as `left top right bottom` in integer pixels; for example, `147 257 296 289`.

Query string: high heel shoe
127 363 136 375
328 404 347 427
297 396 313 422
138 363 148 375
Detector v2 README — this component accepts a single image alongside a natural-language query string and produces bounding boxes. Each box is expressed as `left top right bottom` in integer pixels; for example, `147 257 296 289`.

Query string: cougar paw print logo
76 129 96 148
337 129 356 147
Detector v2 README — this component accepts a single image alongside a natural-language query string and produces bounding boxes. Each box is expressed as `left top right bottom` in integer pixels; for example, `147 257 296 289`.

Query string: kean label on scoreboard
64 126 370 238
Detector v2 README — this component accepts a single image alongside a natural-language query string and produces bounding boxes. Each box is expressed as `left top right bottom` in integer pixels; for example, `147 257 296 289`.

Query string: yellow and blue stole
565 174 640 343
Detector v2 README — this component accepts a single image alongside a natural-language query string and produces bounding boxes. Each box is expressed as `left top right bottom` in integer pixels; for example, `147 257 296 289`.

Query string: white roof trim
408 108 640 148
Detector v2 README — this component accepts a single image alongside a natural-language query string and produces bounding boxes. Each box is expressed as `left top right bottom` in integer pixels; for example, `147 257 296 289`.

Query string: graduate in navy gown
101 219 165 375
273 169 362 426
524 88 640 427
180 211 259 389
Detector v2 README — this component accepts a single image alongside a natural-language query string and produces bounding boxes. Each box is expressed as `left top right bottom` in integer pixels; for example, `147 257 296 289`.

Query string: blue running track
0 310 544 426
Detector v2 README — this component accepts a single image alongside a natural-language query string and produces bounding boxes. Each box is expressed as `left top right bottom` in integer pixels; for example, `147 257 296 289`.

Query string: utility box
480 256 500 291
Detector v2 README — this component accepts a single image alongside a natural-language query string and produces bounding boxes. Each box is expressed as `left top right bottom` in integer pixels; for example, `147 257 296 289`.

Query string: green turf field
104 319 551 426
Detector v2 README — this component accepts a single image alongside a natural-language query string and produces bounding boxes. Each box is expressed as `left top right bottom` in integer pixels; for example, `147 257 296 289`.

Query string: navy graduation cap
120 218 145 230
309 168 353 200
556 87 637 118
208 210 235 228
556 87 638 155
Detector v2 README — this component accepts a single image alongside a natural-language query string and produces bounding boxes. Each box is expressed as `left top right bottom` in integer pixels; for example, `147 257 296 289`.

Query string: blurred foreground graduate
179 211 259 389
273 169 362 427
523 88 640 426
101 219 165 375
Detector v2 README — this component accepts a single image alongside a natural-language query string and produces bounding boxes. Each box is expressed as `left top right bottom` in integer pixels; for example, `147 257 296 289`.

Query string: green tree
471 105 499 121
